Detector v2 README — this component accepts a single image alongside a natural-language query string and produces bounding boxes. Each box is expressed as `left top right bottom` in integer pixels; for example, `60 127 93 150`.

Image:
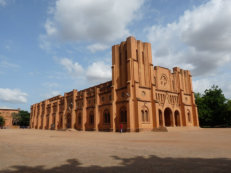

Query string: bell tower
112 36 154 131
112 36 154 90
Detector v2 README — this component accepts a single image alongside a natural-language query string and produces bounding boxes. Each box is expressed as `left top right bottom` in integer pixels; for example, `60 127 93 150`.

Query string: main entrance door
164 108 172 127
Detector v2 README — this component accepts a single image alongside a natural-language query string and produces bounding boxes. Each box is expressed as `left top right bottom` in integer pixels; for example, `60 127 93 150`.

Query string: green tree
13 110 30 127
0 116 5 127
195 85 231 127
19 110 30 126
12 112 21 125
224 100 231 126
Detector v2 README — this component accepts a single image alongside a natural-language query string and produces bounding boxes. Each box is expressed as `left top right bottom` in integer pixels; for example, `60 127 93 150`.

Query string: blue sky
0 0 230 111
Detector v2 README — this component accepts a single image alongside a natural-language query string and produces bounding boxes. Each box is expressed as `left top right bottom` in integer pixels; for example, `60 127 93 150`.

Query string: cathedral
30 36 199 132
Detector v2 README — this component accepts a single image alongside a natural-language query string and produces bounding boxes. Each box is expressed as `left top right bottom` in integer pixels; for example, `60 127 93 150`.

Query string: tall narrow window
124 110 127 123
142 107 149 123
145 110 149 122
142 52 144 64
46 115 49 128
142 110 145 122
187 110 191 122
60 117 63 128
136 49 138 60
90 113 94 125
172 80 175 90
78 113 82 125
104 110 110 124
159 110 163 126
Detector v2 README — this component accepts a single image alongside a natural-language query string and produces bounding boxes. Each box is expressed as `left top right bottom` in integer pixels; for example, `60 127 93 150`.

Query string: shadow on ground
1 155 231 173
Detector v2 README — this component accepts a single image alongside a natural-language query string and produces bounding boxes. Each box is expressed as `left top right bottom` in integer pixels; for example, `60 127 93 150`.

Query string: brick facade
30 37 199 131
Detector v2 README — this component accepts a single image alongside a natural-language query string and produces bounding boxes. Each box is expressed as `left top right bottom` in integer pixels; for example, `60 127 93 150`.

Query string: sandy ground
0 128 231 173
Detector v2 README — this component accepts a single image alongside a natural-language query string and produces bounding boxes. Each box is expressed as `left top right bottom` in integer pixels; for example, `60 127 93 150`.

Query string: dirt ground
0 128 231 173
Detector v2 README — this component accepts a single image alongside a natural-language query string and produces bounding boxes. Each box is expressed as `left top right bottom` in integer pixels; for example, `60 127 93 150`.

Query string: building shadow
1 155 231 173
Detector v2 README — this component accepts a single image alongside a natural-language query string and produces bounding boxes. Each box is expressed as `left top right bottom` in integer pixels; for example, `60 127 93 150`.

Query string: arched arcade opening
164 108 172 127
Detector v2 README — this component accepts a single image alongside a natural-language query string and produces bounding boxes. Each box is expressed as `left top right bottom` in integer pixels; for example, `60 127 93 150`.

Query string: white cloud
45 20 57 36
58 57 111 83
39 35 53 52
45 0 144 43
0 0 6 6
42 82 59 88
59 58 84 76
87 43 109 53
0 60 20 69
86 61 111 83
193 72 231 99
193 78 213 94
43 90 61 99
146 0 231 76
0 106 12 109
0 88 28 104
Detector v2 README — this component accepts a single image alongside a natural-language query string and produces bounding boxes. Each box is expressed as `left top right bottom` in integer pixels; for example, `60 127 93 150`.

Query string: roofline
0 108 20 111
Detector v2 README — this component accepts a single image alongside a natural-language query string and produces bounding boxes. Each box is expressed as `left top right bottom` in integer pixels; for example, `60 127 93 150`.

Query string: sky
0 0 231 111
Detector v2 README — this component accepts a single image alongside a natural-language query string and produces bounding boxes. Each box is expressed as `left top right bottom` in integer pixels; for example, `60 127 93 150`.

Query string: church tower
112 36 155 131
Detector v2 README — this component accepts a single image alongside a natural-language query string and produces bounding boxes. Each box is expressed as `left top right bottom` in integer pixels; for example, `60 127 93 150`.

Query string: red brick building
30 37 199 131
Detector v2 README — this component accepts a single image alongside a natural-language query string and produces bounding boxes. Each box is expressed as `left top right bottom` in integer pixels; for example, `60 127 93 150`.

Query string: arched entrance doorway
158 109 163 127
174 111 180 126
164 108 172 127
66 114 71 128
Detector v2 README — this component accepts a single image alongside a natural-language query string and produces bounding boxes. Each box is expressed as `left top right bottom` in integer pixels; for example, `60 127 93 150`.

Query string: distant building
30 36 199 132
0 108 20 128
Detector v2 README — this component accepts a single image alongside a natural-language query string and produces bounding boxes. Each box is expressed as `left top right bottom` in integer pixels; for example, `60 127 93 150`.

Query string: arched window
60 116 63 127
46 114 49 128
120 107 127 123
145 110 148 122
142 110 145 122
141 107 149 123
159 109 163 126
104 109 110 124
89 112 94 125
136 49 138 60
52 114 55 129
41 116 43 126
66 114 71 128
78 113 82 125
187 110 191 122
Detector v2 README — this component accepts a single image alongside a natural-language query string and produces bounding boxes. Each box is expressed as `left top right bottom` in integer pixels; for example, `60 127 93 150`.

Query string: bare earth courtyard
0 128 231 173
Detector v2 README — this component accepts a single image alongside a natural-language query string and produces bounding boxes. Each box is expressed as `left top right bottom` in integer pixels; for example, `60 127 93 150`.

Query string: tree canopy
0 116 5 127
195 85 231 127
12 110 30 127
